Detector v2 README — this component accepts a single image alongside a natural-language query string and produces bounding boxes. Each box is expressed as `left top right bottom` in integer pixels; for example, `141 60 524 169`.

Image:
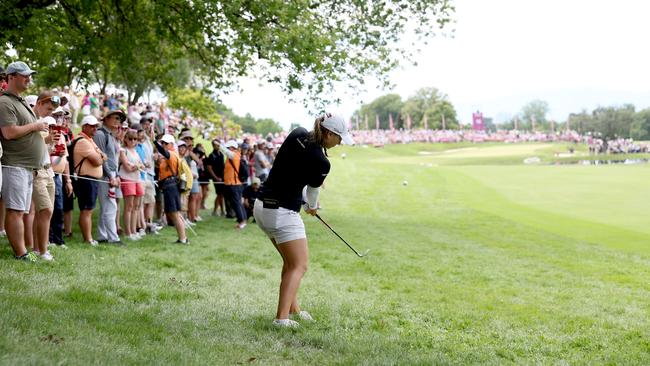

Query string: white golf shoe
290 311 314 322
272 319 299 328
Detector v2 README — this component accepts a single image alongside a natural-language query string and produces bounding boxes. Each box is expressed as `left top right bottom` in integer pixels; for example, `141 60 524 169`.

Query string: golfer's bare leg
273 241 301 315
275 238 308 320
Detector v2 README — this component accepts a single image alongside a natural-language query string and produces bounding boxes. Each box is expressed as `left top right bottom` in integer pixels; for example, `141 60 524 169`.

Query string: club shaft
315 214 364 257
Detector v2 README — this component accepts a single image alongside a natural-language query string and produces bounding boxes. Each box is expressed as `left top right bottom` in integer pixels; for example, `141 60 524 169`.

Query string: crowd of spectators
587 137 649 154
0 61 272 262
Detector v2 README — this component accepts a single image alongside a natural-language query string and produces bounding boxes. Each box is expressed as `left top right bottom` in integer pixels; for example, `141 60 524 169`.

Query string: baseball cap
224 140 238 149
6 61 36 76
161 134 175 144
42 116 57 126
321 113 354 145
52 106 65 115
177 140 187 147
81 115 99 126
251 177 261 186
25 95 37 107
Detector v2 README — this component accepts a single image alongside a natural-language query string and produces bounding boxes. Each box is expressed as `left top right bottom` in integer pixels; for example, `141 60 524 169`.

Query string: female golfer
254 113 353 328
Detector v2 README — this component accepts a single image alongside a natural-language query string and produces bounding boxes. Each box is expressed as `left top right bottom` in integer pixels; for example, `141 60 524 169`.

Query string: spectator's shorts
253 199 306 244
190 180 200 194
2 166 34 213
162 179 181 213
74 177 99 210
213 182 226 195
120 178 144 197
143 180 156 205
32 168 55 211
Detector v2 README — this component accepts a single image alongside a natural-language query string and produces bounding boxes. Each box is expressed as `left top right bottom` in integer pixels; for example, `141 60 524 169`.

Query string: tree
401 87 458 129
0 0 455 109
630 108 650 141
355 94 403 129
590 105 635 141
519 100 549 131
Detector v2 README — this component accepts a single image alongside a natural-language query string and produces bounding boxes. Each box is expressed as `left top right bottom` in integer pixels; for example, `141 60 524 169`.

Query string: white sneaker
127 234 141 241
138 229 146 237
272 319 299 328
290 311 314 322
0 229 6 237
41 251 54 261
195 216 203 222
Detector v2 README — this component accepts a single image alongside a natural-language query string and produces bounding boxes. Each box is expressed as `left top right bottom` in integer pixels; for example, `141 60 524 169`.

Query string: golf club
315 214 369 258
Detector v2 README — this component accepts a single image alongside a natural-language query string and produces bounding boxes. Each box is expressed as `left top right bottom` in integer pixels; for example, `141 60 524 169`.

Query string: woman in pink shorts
119 129 145 241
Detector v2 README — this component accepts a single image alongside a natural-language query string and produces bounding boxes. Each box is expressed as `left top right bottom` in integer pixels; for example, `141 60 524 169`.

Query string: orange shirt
158 151 179 181
73 132 103 179
223 151 241 185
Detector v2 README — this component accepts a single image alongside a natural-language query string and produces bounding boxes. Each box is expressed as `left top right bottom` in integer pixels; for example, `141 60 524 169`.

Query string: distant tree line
353 87 459 130
356 91 650 141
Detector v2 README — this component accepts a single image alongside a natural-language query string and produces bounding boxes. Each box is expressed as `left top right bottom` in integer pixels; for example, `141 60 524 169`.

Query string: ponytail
308 113 332 155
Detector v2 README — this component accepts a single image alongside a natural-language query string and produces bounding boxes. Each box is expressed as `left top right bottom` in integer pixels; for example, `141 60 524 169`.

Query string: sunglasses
127 137 138 141
40 95 61 107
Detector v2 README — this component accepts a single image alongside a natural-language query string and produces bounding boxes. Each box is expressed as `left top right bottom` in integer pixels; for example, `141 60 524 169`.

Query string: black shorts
213 182 226 195
74 177 98 210
162 179 181 213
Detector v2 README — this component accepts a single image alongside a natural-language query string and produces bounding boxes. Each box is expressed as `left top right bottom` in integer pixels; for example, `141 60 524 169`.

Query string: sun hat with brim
81 116 99 126
102 109 126 122
52 106 65 115
179 131 194 140
160 134 175 145
224 140 238 149
321 113 354 145
6 61 36 76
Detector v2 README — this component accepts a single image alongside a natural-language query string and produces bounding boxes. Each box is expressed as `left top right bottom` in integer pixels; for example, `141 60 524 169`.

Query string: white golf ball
341 153 347 159
402 180 408 186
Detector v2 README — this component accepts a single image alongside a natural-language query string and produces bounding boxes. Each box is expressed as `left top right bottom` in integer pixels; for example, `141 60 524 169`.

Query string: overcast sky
220 0 650 129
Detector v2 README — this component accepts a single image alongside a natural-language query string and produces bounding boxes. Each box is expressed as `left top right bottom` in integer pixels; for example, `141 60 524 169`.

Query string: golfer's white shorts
253 199 306 244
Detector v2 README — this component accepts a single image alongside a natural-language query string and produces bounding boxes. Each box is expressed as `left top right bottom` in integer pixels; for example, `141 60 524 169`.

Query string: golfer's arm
305 185 320 209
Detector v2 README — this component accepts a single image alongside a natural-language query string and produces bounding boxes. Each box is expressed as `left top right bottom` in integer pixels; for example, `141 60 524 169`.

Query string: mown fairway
1 143 649 365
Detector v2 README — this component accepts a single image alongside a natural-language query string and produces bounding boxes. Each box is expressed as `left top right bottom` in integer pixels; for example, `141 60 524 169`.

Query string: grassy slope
0 143 649 365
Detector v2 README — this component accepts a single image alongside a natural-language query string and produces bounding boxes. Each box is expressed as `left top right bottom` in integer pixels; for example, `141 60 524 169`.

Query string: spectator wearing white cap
254 112 353 328
219 139 247 229
154 134 188 244
72 116 107 245
0 62 52 261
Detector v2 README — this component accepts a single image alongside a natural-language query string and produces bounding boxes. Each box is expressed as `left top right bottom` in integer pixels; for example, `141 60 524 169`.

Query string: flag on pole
375 114 380 130
364 114 369 130
389 114 394 130
407 114 412 130
423 114 428 130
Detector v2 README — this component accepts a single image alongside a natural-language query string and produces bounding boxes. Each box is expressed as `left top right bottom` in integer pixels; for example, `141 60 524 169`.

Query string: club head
357 249 370 258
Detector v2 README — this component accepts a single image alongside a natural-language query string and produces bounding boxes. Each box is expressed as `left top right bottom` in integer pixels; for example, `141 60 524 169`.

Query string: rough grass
1 142 649 365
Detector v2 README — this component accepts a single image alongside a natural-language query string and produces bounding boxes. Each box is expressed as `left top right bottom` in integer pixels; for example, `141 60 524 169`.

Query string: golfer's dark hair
308 113 332 156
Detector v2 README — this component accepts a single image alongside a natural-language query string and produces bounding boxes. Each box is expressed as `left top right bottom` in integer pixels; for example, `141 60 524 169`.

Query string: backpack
229 157 249 184
67 136 85 181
